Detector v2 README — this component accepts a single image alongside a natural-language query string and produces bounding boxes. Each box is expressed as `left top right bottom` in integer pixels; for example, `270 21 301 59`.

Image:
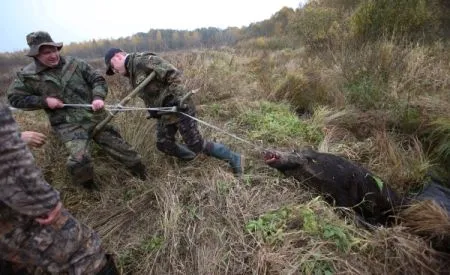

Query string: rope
178 112 262 150
11 104 264 151
62 104 176 112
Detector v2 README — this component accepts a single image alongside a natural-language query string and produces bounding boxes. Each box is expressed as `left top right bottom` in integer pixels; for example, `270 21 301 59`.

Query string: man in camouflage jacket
0 102 118 274
104 48 244 176
8 31 147 188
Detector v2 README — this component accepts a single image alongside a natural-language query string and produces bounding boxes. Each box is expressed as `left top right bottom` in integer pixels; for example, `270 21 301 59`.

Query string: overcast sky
0 0 305 53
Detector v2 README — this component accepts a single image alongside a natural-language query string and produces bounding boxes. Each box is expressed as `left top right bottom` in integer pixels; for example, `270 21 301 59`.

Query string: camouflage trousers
54 123 142 185
156 107 205 155
0 209 106 275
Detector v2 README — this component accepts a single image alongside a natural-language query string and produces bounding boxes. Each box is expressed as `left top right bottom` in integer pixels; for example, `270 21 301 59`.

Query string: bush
291 6 341 50
344 74 388 109
274 73 332 114
350 0 441 41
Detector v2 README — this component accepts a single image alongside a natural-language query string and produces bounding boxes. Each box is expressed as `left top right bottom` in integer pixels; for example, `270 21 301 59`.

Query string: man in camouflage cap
25 31 63 57
0 102 118 274
8 31 147 189
104 48 244 176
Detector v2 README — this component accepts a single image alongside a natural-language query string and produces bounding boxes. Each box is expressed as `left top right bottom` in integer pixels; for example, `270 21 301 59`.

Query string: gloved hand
164 97 188 112
147 110 162 119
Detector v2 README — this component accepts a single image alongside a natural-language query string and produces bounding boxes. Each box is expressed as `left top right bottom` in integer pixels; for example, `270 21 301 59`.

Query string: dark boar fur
264 147 402 225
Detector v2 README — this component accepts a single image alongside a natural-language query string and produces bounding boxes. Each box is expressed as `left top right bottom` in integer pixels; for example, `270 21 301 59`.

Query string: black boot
173 143 196 161
203 142 244 176
129 162 147 180
96 255 119 275
80 179 99 190
69 156 95 189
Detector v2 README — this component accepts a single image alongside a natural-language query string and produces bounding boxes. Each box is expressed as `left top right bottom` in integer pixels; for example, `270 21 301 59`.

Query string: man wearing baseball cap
104 48 244 176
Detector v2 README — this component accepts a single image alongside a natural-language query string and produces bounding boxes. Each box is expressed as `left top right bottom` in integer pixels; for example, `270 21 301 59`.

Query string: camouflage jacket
0 103 60 219
126 52 189 107
7 56 108 128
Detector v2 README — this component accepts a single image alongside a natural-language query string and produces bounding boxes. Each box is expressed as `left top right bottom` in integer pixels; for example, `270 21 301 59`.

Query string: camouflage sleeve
7 77 47 109
0 103 60 217
145 55 182 84
78 58 108 100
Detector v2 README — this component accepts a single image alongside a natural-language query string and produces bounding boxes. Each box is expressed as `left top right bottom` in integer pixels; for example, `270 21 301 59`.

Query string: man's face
36 46 60 67
110 53 127 75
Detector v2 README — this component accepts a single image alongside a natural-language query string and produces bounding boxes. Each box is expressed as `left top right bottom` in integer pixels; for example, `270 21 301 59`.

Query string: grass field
3 45 449 274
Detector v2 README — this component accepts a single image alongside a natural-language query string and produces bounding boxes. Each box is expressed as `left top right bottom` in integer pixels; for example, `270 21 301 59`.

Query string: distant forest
0 7 297 71
1 0 449 73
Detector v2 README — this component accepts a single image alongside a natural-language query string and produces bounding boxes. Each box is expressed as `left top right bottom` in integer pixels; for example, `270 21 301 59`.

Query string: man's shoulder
19 62 38 75
63 56 83 64
134 51 158 59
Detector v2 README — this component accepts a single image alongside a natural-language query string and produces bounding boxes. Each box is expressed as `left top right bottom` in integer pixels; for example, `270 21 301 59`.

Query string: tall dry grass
2 46 449 274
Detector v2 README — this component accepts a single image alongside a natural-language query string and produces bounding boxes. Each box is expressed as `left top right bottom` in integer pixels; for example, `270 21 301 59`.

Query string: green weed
245 207 290 245
238 101 324 145
300 254 335 275
141 235 164 252
322 224 352 252
345 75 386 109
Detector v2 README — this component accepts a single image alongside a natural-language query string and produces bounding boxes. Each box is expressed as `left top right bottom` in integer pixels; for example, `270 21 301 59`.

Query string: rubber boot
203 142 244 176
96 254 119 275
173 143 196 161
129 162 148 180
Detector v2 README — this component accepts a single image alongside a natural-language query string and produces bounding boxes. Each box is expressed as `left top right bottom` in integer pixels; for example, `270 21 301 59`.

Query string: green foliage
300 208 319 234
300 254 335 275
242 7 296 39
205 103 222 117
238 36 294 50
322 224 352 252
141 235 164 252
246 202 354 253
370 175 384 192
350 0 440 41
344 74 387 109
116 235 164 271
216 180 231 196
308 0 362 10
118 249 135 269
238 101 324 145
291 6 340 49
393 104 423 134
245 207 290 245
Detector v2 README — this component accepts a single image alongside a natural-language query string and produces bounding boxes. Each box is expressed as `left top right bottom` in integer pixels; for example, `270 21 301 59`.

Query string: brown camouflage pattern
126 52 190 110
0 103 106 274
8 56 108 127
57 124 143 185
7 55 142 184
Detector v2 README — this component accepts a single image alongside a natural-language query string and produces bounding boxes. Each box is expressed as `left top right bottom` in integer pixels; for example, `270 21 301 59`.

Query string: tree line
1 0 449 73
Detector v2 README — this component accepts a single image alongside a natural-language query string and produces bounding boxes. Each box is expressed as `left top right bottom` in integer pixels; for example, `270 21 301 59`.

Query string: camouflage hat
26 31 63 57
104 48 123 75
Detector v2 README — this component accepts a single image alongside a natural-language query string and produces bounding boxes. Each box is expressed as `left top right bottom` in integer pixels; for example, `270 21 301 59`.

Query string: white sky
0 0 306 53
